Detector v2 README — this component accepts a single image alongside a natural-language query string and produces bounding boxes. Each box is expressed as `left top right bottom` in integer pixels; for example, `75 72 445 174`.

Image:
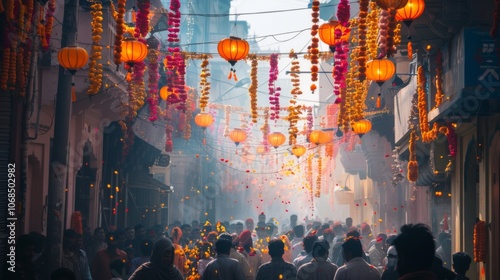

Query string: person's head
134 224 146 239
29 232 46 254
215 238 232 255
206 231 219 244
124 227 135 240
386 245 398 268
437 232 451 245
258 212 266 223
333 222 344 236
346 229 360 239
374 233 388 250
150 238 175 268
239 229 253 250
322 228 335 243
293 225 305 238
302 234 319 253
245 218 254 231
51 267 76 280
190 228 201 241
235 222 244 235
199 242 213 259
268 238 285 258
342 236 363 262
386 234 397 248
218 233 234 248
16 234 35 263
312 240 330 260
345 217 353 228
192 220 200 229
393 223 435 276
452 252 471 275
63 229 77 251
106 231 118 250
360 222 371 236
140 239 154 257
290 214 298 226
202 221 213 234
94 227 105 241
181 224 192 238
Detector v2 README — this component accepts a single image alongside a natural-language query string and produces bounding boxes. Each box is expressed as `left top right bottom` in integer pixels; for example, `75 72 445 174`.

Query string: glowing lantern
58 46 89 102
229 128 247 146
58 46 89 74
318 18 351 52
256 145 266 155
376 0 409 10
194 113 214 130
366 59 396 86
309 130 330 145
267 132 286 149
121 38 148 68
396 0 425 24
351 119 372 137
159 86 174 100
217 36 250 80
291 145 307 159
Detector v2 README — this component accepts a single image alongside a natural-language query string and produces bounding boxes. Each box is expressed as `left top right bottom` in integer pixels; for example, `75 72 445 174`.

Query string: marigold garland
309 0 320 92
114 0 126 66
316 152 322 198
135 0 151 38
199 55 211 112
446 123 457 158
378 9 389 58
261 108 270 151
289 51 302 100
417 66 440 142
223 105 231 137
357 0 369 81
147 38 160 122
268 53 280 120
306 107 313 137
88 1 103 96
43 0 55 50
434 50 444 108
366 2 379 59
333 0 350 103
109 0 118 21
407 130 418 182
248 54 258 123
386 8 398 58
1 49 10 90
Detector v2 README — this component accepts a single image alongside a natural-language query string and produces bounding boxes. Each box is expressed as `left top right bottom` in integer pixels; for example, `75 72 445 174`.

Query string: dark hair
303 235 319 253
293 225 305 238
268 239 285 258
51 267 76 280
321 223 330 230
312 240 330 259
452 252 471 274
393 224 435 275
181 224 191 231
29 232 46 254
215 238 232 255
437 232 451 245
386 234 397 246
346 229 360 238
342 237 363 258
140 239 154 256
16 234 35 251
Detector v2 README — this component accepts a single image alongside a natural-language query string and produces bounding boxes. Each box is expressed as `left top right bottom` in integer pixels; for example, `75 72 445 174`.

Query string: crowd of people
8 214 472 280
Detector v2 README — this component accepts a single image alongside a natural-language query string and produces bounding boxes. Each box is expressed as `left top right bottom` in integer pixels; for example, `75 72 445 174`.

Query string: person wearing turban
239 229 263 276
170 227 188 275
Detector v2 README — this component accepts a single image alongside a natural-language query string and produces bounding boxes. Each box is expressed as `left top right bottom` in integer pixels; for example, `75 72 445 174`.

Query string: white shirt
333 257 380 280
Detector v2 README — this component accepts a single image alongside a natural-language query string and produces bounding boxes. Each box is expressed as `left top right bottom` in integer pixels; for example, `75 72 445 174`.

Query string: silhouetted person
393 223 437 280
203 238 245 280
128 238 183 280
333 236 379 280
256 238 297 280
7 234 38 280
297 240 338 280
452 252 471 280
293 234 318 268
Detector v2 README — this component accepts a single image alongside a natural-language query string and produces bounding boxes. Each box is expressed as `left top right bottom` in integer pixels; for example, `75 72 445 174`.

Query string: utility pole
46 0 78 274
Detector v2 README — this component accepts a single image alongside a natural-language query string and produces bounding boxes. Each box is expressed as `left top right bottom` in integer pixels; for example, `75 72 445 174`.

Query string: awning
128 171 171 191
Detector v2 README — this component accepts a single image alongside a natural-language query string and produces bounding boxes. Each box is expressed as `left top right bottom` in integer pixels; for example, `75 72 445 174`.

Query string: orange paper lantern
267 132 286 149
121 38 148 67
194 113 214 130
376 0 409 10
366 59 396 86
396 0 425 25
229 128 247 146
291 145 307 158
58 46 89 75
318 19 351 52
351 119 372 137
217 36 249 68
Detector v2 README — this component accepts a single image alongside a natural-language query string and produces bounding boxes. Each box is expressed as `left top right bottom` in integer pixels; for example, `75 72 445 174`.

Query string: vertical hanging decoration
147 37 160 122
333 0 350 103
434 50 444 108
358 0 369 81
310 0 320 93
417 66 439 142
378 9 389 58
307 153 314 214
491 0 499 37
385 9 398 57
261 108 270 152
445 123 457 158
268 53 280 120
43 0 56 50
223 105 231 137
367 1 380 60
199 54 211 112
407 130 418 182
306 107 313 140
114 0 126 67
287 105 300 146
165 0 183 107
165 108 174 152
88 1 103 96
248 54 258 123
289 50 302 102
316 151 322 198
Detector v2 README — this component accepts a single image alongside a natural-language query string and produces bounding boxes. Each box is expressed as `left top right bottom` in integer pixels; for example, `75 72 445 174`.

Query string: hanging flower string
223 105 231 137
367 2 379 59
248 54 258 123
316 151 322 198
385 8 398 58
198 55 211 111
309 0 320 92
261 108 270 152
357 0 369 81
268 53 280 120
434 50 444 108
147 38 160 122
417 65 439 142
88 1 103 96
114 0 126 67
446 123 457 158
407 130 418 182
333 0 350 103
306 107 313 138
377 9 389 58
43 0 56 50
289 50 302 102
491 0 499 37
136 0 151 37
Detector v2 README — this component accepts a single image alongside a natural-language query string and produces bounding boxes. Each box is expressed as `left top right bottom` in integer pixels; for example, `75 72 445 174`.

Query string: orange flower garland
434 50 444 108
248 54 258 123
367 1 380 59
37 6 47 48
385 8 398 58
184 90 193 140
114 0 126 66
43 0 56 50
309 0 320 92
199 55 210 112
316 152 322 198
1 49 10 90
224 105 231 137
109 0 118 21
88 1 103 96
286 104 300 145
358 0 369 81
407 130 418 182
289 50 302 98
417 66 439 142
